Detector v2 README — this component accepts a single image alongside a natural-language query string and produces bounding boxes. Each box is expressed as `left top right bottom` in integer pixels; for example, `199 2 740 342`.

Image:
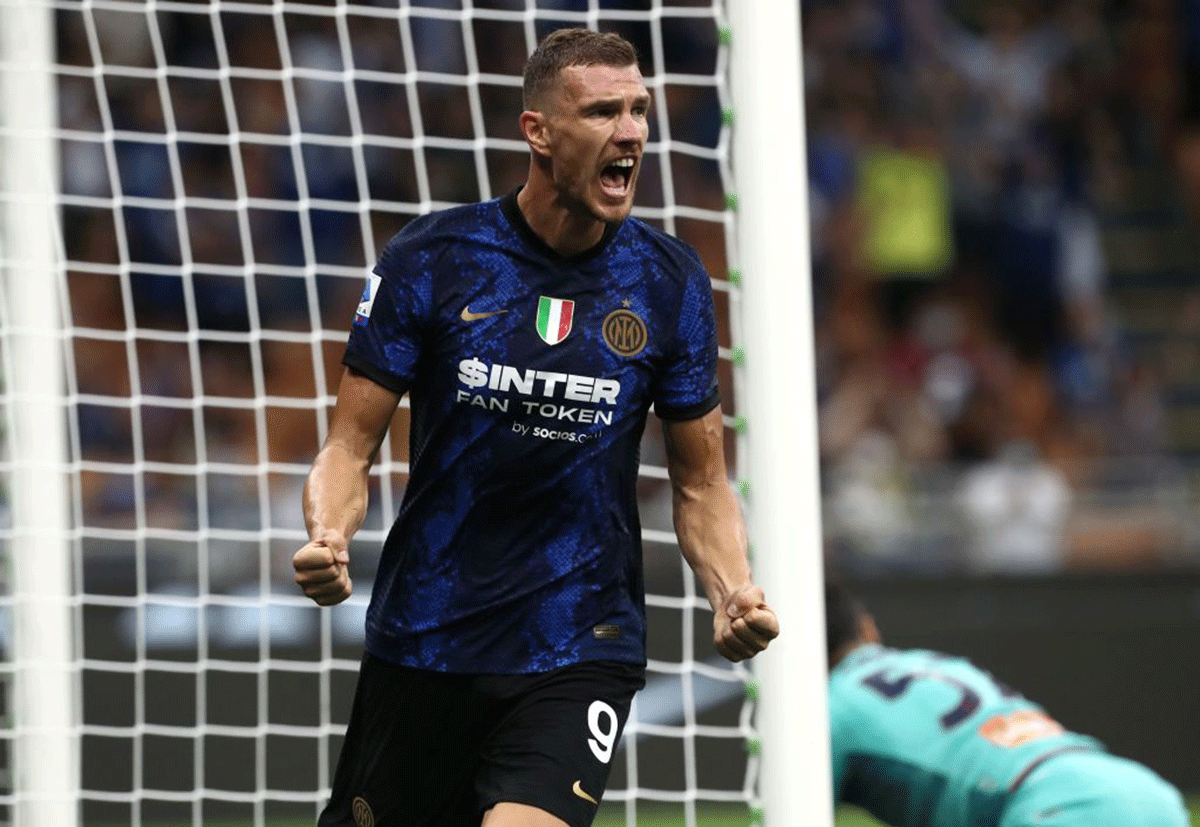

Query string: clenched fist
713 585 778 662
293 532 352 606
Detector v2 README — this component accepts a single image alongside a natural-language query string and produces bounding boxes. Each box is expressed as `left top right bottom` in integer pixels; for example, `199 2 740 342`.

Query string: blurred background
56 0 1200 578
9 0 1200 823
807 0 1200 579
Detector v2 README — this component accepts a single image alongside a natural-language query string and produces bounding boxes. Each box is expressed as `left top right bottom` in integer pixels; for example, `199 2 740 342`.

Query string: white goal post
0 2 829 826
728 4 831 827
1 2 77 826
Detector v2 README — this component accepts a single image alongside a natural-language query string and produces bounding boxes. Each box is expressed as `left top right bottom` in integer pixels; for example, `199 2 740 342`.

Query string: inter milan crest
602 307 648 357
351 796 375 827
536 296 574 345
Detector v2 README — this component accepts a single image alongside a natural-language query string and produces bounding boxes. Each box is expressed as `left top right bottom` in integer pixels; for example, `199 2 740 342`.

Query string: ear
521 110 551 158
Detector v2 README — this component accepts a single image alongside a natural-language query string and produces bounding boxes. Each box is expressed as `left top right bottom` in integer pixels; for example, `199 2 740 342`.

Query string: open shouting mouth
600 157 636 198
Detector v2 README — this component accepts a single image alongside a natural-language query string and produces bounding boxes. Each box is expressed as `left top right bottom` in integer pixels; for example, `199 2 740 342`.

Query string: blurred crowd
47 0 1200 600
806 0 1200 574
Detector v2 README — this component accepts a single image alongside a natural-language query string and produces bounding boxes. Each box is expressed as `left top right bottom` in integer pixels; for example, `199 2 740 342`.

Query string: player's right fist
293 532 352 606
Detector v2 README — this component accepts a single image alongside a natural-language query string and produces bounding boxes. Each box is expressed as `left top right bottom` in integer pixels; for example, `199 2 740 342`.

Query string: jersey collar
831 642 887 678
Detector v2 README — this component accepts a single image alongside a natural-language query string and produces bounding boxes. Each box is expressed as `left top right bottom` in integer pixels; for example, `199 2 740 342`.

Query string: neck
830 639 875 671
517 174 607 257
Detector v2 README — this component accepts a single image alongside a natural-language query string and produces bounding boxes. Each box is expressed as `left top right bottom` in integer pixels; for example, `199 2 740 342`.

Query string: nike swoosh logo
571 779 597 805
460 304 509 322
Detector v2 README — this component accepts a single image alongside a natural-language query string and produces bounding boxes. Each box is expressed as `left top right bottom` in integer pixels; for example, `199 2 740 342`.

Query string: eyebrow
582 91 652 110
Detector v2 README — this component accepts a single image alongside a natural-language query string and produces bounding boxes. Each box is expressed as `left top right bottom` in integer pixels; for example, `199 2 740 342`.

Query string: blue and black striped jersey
343 191 720 674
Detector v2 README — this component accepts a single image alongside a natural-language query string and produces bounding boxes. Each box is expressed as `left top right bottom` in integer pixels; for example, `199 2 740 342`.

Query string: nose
614 109 644 145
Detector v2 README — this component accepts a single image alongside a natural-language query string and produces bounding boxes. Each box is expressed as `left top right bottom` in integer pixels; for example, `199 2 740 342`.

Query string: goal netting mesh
0 1 758 825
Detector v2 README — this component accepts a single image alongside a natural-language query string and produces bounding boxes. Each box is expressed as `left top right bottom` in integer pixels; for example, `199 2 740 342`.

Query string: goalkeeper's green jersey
829 644 1102 827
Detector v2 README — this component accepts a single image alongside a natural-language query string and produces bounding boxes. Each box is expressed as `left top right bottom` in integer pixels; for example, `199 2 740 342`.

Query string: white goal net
0 1 764 826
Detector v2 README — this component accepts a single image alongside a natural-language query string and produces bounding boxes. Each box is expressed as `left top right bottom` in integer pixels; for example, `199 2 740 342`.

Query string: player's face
544 63 650 224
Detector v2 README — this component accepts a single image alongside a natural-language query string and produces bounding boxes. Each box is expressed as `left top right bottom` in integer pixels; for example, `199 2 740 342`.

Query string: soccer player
826 581 1190 827
292 27 779 827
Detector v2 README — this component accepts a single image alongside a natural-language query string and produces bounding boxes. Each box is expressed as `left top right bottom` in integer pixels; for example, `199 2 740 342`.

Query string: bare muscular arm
293 367 401 606
662 406 779 661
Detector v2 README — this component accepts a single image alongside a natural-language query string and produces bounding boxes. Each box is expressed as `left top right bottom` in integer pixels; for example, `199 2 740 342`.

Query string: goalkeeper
826 580 1189 826
292 26 778 827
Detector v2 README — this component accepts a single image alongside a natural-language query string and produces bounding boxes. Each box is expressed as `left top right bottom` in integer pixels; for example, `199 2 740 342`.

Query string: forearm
303 442 372 543
663 408 777 661
673 476 753 614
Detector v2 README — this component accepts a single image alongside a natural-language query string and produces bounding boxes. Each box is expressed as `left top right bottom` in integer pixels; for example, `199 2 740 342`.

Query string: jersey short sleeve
343 232 433 395
651 246 720 421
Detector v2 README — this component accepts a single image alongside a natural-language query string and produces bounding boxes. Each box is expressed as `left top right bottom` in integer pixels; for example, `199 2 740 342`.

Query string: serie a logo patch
354 275 382 326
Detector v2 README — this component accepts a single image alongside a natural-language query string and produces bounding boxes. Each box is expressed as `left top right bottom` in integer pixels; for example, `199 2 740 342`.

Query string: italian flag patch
536 296 574 345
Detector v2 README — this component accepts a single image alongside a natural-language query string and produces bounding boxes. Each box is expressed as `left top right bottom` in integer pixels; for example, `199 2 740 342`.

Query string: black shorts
317 653 645 827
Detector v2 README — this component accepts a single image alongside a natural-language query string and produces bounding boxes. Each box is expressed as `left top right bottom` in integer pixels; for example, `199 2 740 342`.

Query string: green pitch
588 797 1200 827
96 794 1200 826
589 798 1200 827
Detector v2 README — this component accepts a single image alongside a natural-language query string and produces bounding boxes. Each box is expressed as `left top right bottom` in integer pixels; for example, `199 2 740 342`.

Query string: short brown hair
522 28 639 110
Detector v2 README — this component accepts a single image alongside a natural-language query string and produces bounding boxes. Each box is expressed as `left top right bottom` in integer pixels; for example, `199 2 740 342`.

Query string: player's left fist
713 585 778 662
293 531 353 606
